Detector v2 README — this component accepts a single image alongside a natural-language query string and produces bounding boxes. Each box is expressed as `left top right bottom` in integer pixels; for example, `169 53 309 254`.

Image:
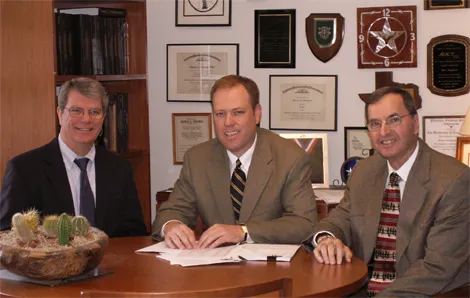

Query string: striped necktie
74 158 96 226
367 172 400 297
230 159 246 223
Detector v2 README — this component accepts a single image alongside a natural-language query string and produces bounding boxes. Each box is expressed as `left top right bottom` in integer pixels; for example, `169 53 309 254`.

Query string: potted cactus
0 210 108 280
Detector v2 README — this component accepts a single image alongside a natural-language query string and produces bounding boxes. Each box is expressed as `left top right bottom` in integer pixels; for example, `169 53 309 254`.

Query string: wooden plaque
427 34 470 97
424 0 469 10
305 13 345 63
357 6 417 69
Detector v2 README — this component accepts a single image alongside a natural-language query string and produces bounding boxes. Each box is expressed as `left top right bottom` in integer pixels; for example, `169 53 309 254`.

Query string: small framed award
344 127 372 160
427 35 470 97
422 115 465 157
424 0 468 10
255 9 296 68
167 43 239 102
172 113 213 165
279 133 329 188
175 0 232 26
269 75 337 131
456 137 470 166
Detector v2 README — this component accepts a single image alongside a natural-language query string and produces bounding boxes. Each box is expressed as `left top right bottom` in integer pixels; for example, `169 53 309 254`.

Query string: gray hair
57 77 108 111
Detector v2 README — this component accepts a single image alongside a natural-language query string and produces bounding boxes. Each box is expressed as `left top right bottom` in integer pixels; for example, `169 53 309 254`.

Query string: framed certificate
175 0 232 26
167 44 239 102
344 127 371 160
269 75 337 131
422 115 465 157
280 133 329 188
456 137 470 166
172 113 213 164
424 0 468 10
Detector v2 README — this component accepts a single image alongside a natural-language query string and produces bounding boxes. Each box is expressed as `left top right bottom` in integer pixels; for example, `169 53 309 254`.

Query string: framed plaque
269 75 337 131
175 0 232 26
422 115 465 157
167 43 239 102
456 137 470 166
280 133 329 188
424 0 468 10
255 9 296 68
305 13 345 63
357 6 417 69
427 35 470 97
172 113 212 164
344 127 372 160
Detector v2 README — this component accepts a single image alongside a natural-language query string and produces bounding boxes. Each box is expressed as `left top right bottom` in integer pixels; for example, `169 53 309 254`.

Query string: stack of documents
136 242 300 267
313 188 345 204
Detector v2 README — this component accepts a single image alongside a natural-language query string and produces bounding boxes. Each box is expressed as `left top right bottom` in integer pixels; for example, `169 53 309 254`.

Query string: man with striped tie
152 75 317 249
303 87 469 296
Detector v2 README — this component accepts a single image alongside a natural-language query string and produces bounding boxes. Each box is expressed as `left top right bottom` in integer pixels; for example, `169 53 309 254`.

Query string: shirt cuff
312 230 335 247
161 220 183 237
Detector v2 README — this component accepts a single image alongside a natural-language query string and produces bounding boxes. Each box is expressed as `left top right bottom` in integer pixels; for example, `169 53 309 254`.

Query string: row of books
55 7 128 76
96 92 129 153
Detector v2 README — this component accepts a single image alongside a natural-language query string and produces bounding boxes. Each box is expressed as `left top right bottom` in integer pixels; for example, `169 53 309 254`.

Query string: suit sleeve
378 167 470 297
0 160 36 230
246 153 318 244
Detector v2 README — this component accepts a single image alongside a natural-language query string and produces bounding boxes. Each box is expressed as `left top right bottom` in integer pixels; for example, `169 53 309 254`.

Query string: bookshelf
0 0 151 232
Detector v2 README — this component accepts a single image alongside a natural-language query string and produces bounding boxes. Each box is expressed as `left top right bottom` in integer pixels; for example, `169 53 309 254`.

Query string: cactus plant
42 215 59 238
72 216 90 236
11 213 34 243
57 213 72 245
23 208 40 232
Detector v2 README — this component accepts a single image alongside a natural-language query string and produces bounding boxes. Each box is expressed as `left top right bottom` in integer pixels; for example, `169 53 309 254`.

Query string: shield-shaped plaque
306 13 345 63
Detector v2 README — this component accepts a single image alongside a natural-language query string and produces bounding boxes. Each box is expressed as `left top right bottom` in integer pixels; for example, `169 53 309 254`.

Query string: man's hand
163 222 196 250
313 237 353 265
197 224 244 249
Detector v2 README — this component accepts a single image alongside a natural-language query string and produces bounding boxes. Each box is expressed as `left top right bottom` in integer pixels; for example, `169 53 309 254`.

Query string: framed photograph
167 44 239 102
255 9 296 68
279 133 329 188
269 75 337 131
456 137 470 166
172 113 213 164
344 127 371 160
422 115 465 157
424 0 468 10
175 0 231 26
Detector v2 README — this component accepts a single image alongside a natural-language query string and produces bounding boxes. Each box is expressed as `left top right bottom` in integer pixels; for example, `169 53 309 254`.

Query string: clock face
357 6 417 69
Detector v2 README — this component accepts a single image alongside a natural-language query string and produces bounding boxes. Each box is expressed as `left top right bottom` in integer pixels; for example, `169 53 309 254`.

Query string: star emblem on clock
357 6 417 69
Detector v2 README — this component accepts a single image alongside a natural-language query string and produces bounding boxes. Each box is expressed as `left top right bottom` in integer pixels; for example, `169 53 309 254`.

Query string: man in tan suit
153 75 317 249
304 87 469 296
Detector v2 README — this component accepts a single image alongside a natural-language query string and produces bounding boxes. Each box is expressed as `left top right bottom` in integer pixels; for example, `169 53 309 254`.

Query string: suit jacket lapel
207 142 234 224
44 138 75 215
396 140 430 264
239 133 273 223
362 161 388 262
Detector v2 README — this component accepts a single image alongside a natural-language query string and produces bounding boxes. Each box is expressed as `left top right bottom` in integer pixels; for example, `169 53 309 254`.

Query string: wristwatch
240 225 248 242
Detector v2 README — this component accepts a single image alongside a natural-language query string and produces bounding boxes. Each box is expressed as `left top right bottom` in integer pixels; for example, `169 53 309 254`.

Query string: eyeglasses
367 113 414 132
64 107 104 120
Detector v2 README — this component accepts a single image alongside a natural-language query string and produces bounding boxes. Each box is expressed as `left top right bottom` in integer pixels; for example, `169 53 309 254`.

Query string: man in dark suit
152 75 317 249
0 78 147 237
304 87 469 296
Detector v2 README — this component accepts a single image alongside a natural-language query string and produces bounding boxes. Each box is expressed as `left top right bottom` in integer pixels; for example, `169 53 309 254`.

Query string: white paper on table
313 188 344 204
230 244 300 262
135 241 180 254
157 254 241 267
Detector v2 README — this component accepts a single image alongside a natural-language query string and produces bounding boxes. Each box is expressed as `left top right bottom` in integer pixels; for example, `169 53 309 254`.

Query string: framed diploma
344 127 372 160
424 0 468 10
167 44 239 102
254 9 296 68
175 0 232 26
422 115 465 157
427 35 470 97
456 137 470 166
279 133 329 188
269 75 337 131
172 113 213 164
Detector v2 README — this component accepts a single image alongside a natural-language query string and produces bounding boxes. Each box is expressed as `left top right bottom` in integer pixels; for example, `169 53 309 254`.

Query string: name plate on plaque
427 35 470 96
255 9 296 68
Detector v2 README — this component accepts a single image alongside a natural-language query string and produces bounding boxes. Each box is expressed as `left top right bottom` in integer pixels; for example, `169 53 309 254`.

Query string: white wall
147 0 470 220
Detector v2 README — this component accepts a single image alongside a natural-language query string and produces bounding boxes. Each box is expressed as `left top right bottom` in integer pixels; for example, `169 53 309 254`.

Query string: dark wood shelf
55 74 146 84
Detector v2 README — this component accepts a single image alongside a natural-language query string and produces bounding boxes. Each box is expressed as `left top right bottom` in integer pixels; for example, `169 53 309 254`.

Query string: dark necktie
367 172 401 297
74 158 96 226
230 159 246 223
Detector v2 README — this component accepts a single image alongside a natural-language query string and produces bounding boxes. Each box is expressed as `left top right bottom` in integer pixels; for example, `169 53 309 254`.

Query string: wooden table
0 237 367 297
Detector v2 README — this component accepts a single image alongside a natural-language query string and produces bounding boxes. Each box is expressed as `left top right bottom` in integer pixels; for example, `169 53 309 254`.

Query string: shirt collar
387 140 419 182
227 133 257 173
58 135 96 170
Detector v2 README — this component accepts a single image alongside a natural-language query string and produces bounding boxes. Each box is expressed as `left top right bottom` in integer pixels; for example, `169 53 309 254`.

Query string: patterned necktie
230 159 246 223
367 172 401 297
74 158 96 226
